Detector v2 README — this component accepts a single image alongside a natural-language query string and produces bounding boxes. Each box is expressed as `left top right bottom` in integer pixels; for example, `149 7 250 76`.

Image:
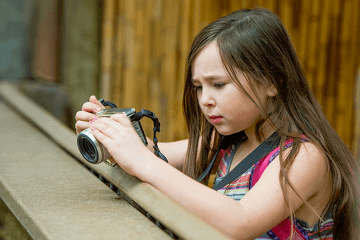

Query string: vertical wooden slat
122 1 137 108
113 0 125 105
176 0 192 140
297 0 310 69
149 0 163 124
132 0 151 135
192 0 202 37
160 0 181 140
315 0 332 107
307 0 321 92
351 0 360 153
279 0 292 34
336 0 357 146
354 68 360 158
324 0 341 129
256 0 276 12
101 0 115 100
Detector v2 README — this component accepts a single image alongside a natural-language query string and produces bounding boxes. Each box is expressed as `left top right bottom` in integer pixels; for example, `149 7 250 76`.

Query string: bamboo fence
100 0 360 152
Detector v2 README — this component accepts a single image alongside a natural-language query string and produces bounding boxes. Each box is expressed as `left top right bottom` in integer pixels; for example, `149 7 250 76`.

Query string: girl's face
192 42 271 136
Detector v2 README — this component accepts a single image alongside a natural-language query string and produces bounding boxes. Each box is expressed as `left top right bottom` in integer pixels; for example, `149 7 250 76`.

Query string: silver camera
77 108 148 164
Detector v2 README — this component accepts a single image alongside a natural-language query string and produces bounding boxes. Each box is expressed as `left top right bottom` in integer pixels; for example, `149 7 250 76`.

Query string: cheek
230 103 261 125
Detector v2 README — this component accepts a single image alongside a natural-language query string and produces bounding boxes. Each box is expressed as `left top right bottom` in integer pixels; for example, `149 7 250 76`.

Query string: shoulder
270 140 330 198
285 141 328 176
255 140 330 204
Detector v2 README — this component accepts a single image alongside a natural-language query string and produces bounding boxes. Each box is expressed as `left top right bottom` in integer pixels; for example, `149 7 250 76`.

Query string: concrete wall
61 0 101 115
0 0 35 79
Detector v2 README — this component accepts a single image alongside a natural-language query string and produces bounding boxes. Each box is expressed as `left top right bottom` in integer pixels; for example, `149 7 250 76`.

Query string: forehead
192 42 227 79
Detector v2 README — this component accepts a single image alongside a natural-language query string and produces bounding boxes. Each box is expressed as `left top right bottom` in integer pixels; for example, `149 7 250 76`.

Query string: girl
75 8 359 240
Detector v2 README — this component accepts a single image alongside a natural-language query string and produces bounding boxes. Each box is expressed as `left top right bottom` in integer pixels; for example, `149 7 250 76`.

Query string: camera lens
84 139 96 157
77 128 101 164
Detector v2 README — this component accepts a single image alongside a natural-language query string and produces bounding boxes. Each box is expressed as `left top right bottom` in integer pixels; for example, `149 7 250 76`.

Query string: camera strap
99 99 118 108
131 109 168 162
197 131 281 191
99 99 168 163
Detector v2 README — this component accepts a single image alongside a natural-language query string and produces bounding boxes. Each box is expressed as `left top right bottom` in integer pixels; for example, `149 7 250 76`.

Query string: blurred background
1 0 360 150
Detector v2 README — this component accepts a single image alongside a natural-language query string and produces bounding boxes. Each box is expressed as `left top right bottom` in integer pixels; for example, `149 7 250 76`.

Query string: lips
209 115 223 124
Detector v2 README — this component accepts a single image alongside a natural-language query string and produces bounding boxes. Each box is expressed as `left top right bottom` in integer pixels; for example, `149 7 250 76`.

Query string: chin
214 127 239 136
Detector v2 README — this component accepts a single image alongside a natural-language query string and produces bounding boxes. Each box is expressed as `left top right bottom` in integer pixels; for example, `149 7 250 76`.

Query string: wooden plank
122 1 137 109
349 0 360 151
101 0 116 100
256 0 276 12
0 82 230 240
315 0 332 106
161 0 181 140
193 0 202 37
323 0 341 129
113 0 125 105
354 68 360 159
175 0 192 141
147 0 163 137
297 0 310 69
307 0 321 92
336 0 357 146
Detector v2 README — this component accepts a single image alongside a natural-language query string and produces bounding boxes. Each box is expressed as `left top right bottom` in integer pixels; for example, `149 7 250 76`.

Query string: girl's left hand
89 113 154 176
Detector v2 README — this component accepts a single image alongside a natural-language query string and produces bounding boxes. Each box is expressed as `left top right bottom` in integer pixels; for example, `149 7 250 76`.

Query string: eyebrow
191 75 227 82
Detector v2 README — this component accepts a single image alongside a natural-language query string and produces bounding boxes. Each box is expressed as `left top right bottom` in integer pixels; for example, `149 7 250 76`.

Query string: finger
81 101 103 114
91 118 121 140
90 123 110 144
110 114 134 128
75 110 95 122
89 95 105 109
75 120 91 134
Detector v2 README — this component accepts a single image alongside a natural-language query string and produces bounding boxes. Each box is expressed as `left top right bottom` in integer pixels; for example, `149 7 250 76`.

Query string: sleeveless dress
213 138 334 240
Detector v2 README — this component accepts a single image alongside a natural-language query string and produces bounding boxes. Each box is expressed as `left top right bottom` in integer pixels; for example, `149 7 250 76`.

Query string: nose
198 88 215 107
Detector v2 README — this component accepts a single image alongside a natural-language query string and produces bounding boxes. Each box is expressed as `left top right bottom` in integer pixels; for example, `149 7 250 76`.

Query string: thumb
89 95 105 109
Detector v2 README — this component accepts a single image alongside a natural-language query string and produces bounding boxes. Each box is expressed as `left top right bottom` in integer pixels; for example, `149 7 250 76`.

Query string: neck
244 121 276 148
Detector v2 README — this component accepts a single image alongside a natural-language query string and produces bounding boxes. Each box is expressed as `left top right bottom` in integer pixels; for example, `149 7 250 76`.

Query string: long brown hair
182 8 360 239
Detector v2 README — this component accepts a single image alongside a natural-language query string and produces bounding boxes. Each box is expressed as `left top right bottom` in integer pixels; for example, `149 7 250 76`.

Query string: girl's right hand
75 95 105 134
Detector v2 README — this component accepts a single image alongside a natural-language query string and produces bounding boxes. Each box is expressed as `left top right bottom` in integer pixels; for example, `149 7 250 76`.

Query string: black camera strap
197 131 281 190
131 109 168 162
99 99 168 162
99 99 117 108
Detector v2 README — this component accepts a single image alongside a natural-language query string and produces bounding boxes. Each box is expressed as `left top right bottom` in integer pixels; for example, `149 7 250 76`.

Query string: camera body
77 108 148 164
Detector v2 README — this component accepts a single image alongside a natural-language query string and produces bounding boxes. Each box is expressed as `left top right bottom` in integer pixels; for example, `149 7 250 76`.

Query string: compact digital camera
77 108 148 164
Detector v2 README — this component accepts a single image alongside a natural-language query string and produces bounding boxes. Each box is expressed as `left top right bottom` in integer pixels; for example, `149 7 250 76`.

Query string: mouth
209 115 223 124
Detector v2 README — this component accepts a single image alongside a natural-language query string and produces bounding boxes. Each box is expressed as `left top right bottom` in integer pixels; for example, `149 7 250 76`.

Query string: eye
214 83 225 89
193 85 202 91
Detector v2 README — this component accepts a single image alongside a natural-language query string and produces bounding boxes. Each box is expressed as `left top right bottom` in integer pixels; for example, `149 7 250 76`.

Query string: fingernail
93 116 99 121
91 126 96 131
95 107 101 111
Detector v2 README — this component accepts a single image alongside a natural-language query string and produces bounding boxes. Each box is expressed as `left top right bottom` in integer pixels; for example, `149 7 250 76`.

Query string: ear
266 85 278 97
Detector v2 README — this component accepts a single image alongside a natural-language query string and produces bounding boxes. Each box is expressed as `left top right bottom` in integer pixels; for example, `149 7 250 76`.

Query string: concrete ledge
0 101 171 239
0 81 230 240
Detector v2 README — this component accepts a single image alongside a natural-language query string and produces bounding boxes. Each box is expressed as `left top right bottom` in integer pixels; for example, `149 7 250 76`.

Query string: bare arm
90 114 331 239
146 138 188 171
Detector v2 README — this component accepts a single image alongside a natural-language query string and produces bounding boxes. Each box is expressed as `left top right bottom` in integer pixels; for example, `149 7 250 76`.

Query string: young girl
75 8 359 240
